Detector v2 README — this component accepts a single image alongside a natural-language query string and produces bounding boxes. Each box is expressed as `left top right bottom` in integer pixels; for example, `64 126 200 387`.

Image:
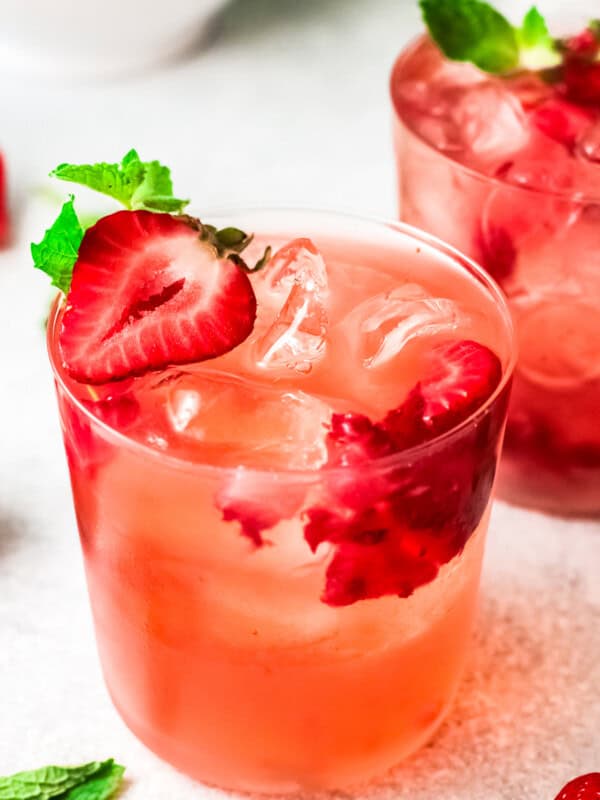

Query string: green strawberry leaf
60 761 124 800
420 0 519 74
0 761 104 800
31 196 84 293
51 149 188 213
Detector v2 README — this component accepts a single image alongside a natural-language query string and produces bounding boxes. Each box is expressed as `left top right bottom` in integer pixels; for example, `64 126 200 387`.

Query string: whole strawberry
554 773 600 800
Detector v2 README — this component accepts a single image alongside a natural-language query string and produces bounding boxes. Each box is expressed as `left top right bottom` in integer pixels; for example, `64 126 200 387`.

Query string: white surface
0 1 598 799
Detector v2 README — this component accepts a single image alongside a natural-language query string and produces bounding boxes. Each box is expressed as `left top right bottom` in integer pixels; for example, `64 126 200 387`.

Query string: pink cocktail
392 36 600 515
49 210 514 792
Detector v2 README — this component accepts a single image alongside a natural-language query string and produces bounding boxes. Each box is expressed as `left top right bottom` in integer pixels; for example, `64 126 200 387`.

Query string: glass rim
47 206 517 480
390 34 600 205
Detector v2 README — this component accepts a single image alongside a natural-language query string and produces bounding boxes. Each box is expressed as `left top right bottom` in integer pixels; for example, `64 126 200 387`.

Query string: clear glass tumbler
391 37 600 515
48 210 515 793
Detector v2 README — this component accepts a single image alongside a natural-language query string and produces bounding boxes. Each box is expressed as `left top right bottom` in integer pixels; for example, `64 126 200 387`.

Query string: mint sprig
51 149 188 213
32 149 270 295
420 0 560 74
0 759 124 800
31 196 84 293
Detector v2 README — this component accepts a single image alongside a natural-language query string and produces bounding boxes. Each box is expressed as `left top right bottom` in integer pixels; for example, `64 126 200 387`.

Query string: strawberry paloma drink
38 152 514 792
392 1 600 514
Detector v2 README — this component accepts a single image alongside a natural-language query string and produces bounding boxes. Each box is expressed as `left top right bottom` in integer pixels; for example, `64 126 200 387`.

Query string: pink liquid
391 37 600 515
49 210 514 792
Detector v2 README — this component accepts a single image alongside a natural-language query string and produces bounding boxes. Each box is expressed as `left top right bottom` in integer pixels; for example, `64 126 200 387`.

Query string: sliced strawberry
216 469 307 547
0 153 9 247
554 773 600 800
59 210 257 383
530 98 594 149
303 339 504 606
216 335 504 607
382 340 502 445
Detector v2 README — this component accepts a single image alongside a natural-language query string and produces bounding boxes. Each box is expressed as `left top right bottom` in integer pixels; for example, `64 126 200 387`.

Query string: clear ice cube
255 239 329 374
255 279 328 374
344 283 461 369
260 238 328 296
408 81 528 165
162 372 331 468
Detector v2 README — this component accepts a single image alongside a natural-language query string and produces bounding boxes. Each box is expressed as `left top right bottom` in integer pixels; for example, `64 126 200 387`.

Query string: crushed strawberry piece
554 772 600 800
218 337 503 607
562 59 600 107
530 98 594 149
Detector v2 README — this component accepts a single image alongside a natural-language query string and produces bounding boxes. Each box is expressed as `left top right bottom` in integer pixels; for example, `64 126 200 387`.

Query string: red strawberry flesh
384 339 502 445
217 336 503 607
554 773 600 800
530 99 594 149
59 210 257 383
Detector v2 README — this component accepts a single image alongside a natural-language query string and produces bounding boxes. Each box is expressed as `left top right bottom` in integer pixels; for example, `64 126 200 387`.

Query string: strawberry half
59 210 257 383
554 773 600 800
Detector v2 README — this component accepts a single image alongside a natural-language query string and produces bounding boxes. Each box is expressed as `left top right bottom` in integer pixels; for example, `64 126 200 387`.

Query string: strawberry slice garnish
554 773 600 800
382 339 502 446
59 210 257 383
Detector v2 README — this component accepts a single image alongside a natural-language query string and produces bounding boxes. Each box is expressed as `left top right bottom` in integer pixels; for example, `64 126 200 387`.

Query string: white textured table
0 1 598 799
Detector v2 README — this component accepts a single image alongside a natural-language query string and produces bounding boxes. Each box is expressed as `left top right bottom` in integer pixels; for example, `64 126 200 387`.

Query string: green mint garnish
51 149 189 213
0 759 124 800
419 0 519 73
420 0 560 74
31 196 84 293
32 149 268 294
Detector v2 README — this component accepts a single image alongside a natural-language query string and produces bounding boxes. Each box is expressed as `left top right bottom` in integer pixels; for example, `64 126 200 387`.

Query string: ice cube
413 83 529 167
253 238 330 374
162 372 331 469
259 237 328 296
255 277 328 374
344 284 461 369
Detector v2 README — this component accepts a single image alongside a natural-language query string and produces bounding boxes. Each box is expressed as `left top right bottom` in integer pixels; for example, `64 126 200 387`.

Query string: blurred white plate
0 0 229 79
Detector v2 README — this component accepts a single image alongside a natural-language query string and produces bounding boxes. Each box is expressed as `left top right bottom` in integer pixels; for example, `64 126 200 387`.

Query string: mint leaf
51 150 188 213
517 6 560 68
61 761 124 800
0 761 104 800
420 0 519 73
518 6 550 47
31 196 83 293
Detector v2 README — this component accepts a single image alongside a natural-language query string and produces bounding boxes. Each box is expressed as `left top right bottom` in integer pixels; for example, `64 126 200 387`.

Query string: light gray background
0 2 598 799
